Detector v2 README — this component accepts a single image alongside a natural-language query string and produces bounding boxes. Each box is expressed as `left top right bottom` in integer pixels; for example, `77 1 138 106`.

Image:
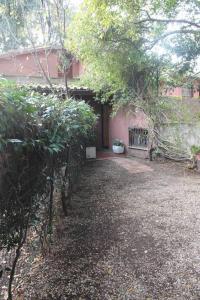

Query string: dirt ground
14 157 200 299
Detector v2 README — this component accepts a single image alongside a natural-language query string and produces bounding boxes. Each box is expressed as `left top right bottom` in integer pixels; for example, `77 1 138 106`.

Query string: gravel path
23 157 200 299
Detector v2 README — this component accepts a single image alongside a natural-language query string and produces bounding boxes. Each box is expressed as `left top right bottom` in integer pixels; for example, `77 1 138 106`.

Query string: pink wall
109 107 149 150
162 82 200 99
58 59 83 79
163 87 182 97
192 81 200 98
0 50 58 78
72 60 83 78
0 49 84 80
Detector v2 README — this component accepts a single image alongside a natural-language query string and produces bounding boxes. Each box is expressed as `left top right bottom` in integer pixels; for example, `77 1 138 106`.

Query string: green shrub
0 79 97 297
191 145 200 155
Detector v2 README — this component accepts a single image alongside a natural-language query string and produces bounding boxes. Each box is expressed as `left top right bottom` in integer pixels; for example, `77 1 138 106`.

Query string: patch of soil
2 157 200 299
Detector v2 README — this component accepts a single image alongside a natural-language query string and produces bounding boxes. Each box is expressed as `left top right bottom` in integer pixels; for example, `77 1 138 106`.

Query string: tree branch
149 29 200 49
136 14 200 29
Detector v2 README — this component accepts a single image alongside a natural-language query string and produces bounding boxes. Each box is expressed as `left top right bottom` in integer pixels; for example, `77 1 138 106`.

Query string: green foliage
0 80 96 152
0 0 38 51
191 145 200 155
0 79 96 250
113 139 124 146
68 0 200 102
69 1 164 102
0 0 74 53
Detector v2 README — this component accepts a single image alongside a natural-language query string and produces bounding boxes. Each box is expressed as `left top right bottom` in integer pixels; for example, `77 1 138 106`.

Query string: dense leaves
0 79 96 298
68 0 200 99
0 0 37 51
0 0 76 53
0 79 96 249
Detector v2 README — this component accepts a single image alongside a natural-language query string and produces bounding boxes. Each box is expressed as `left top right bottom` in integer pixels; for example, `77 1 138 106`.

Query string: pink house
103 80 200 158
88 102 150 158
0 47 83 84
162 80 200 99
1 47 199 159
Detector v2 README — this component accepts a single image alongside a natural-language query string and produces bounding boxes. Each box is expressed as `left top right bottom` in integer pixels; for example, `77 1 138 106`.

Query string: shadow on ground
20 158 200 299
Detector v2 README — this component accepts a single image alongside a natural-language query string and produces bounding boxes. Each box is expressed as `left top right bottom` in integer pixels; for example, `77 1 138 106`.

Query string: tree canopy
0 0 75 52
68 0 200 100
0 0 36 51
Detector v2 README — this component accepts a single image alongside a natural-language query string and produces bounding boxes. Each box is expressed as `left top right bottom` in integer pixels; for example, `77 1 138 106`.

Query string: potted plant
112 139 125 154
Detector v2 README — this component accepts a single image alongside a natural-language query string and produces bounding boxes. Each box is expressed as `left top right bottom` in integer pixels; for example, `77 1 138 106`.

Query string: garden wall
108 101 200 160
159 99 200 158
159 123 200 156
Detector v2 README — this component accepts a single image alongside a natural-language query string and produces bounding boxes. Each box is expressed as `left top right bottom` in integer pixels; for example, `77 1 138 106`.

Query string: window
129 127 148 148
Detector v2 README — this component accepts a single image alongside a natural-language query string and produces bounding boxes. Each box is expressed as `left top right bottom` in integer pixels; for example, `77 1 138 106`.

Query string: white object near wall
112 145 125 154
86 147 96 159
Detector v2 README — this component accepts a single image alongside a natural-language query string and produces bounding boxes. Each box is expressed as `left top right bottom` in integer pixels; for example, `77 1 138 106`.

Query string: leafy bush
0 80 96 299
